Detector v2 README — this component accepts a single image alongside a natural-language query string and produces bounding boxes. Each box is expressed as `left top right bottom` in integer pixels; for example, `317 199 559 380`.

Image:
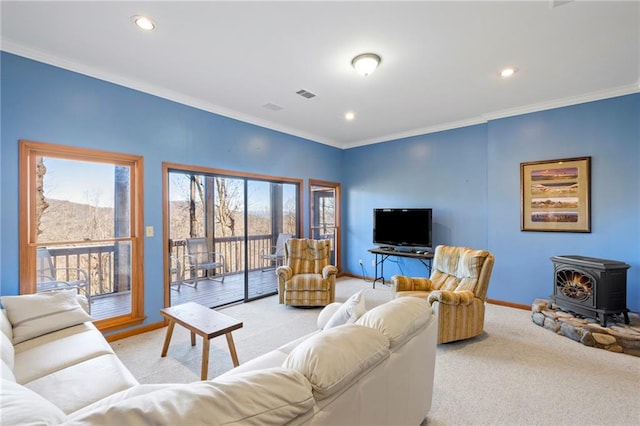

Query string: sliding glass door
164 164 301 308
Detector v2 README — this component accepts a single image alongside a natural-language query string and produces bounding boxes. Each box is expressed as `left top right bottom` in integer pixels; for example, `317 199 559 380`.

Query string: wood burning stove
551 255 630 327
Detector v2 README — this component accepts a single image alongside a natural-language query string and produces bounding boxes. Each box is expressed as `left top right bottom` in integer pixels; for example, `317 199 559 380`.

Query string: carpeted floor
112 277 640 425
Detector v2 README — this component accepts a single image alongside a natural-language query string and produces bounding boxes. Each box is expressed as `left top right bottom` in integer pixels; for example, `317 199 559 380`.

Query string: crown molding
344 84 640 149
0 39 342 149
482 84 640 122
3 39 638 151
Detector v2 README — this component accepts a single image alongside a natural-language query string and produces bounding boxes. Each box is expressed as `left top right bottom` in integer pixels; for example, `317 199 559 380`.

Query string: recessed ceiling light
132 15 156 31
345 112 355 121
500 67 517 78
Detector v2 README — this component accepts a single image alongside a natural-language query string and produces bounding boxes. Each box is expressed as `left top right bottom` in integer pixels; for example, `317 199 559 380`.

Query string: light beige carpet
112 277 640 425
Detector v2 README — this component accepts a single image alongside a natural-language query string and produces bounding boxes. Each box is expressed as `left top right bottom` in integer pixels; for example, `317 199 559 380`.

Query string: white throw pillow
323 290 366 329
1 379 67 425
316 302 342 329
1 290 93 344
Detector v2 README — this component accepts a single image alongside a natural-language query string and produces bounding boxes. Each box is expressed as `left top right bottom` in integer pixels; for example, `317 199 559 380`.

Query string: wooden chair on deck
36 247 92 313
260 233 293 271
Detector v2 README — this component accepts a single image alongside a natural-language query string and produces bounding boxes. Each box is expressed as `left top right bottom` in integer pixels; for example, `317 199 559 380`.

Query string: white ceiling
1 1 639 149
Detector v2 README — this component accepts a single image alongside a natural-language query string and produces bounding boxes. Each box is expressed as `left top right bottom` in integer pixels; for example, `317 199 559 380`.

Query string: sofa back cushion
430 245 490 295
356 297 433 350
285 238 331 275
282 324 390 400
1 290 93 344
64 368 314 425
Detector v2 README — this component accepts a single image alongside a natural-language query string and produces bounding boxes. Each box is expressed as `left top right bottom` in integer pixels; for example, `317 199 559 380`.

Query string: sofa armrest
276 266 292 280
322 265 338 279
392 275 433 292
427 290 476 306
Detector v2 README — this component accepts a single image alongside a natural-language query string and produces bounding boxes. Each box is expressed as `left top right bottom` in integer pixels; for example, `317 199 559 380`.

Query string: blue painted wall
342 124 489 279
343 94 640 311
2 52 639 319
0 52 342 324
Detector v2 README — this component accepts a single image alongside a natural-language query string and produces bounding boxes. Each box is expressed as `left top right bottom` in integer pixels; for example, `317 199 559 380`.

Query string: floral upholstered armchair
277 238 338 307
392 245 494 344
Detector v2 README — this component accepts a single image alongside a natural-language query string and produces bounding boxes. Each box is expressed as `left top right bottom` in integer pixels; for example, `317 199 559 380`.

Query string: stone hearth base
531 299 640 357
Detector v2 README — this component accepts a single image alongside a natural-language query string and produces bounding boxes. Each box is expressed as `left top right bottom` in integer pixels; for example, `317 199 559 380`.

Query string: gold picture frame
520 156 591 232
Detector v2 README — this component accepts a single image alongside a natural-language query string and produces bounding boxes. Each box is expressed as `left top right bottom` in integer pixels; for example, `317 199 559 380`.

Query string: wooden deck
90 269 279 320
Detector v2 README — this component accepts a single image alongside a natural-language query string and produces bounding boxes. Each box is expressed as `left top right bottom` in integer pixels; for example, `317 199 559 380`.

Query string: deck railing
46 234 278 297
170 235 276 281
47 245 116 297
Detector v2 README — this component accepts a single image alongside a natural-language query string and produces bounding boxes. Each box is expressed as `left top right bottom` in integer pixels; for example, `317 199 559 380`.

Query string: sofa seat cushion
286 274 329 291
1 379 67 425
283 324 390 400
14 323 114 384
394 290 432 299
356 297 433 350
1 290 93 344
25 353 138 414
64 368 314 425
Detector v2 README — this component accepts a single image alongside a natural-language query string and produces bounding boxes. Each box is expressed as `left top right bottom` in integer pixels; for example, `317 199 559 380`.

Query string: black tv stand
368 247 433 288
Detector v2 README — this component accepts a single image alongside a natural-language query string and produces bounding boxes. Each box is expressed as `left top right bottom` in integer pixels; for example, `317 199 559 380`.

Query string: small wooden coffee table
160 302 243 380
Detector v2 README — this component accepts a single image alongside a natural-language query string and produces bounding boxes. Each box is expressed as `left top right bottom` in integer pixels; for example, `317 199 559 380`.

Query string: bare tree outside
214 177 240 237
35 157 49 237
168 171 299 273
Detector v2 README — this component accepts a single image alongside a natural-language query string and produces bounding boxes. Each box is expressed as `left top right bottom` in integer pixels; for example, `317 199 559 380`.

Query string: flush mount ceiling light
132 15 156 31
351 53 381 77
500 67 517 78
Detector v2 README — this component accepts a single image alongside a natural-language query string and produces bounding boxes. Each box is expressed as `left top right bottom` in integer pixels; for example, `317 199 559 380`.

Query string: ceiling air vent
296 89 316 99
263 102 283 111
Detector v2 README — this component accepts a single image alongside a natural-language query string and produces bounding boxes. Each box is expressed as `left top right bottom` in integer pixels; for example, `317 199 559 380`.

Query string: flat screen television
373 208 433 251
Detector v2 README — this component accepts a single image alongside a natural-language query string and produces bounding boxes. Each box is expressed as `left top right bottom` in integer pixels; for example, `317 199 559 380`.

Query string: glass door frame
309 179 341 272
162 162 303 308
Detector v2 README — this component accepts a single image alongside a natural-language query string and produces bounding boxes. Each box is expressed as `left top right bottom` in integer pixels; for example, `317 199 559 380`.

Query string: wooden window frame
19 140 145 332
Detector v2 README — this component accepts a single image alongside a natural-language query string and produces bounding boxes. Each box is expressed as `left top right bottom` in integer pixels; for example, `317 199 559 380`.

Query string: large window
19 140 144 331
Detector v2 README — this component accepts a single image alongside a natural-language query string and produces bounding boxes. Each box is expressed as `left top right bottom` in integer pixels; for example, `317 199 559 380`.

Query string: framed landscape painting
520 156 591 232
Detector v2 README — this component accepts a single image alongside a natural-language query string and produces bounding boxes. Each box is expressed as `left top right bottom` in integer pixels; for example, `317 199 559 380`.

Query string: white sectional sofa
1 289 437 425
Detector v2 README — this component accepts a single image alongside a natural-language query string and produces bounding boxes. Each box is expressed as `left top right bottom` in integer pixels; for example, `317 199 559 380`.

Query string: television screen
373 208 432 250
